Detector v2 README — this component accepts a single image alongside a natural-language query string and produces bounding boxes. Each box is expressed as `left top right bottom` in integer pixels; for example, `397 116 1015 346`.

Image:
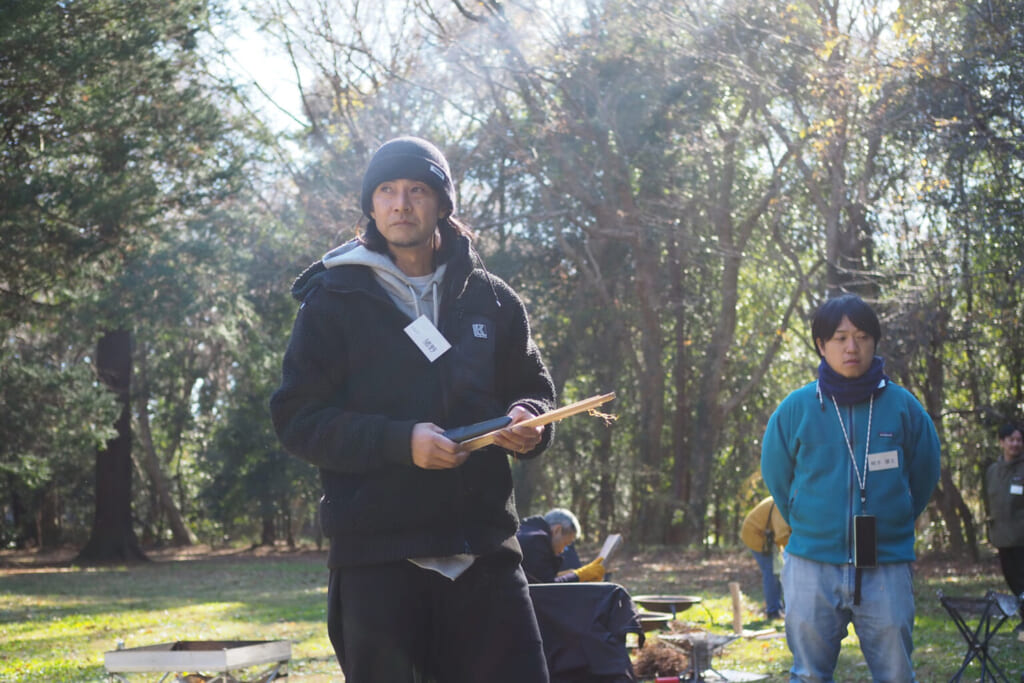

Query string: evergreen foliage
0 0 1021 556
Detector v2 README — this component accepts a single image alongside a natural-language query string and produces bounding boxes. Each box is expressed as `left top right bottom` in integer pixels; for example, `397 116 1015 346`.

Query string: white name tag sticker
404 315 451 362
867 450 899 472
1011 484 1023 496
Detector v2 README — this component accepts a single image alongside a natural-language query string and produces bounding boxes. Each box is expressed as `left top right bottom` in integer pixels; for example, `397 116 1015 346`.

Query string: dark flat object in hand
442 416 513 443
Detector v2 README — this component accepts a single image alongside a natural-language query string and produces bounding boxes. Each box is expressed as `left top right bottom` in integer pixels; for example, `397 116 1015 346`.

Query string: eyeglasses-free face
816 315 876 379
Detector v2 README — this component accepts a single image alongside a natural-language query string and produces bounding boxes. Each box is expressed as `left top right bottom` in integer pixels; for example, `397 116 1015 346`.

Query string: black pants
327 553 549 683
997 545 1024 619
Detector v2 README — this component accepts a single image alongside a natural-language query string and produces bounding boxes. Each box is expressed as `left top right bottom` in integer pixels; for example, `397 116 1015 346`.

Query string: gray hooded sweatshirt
323 241 448 326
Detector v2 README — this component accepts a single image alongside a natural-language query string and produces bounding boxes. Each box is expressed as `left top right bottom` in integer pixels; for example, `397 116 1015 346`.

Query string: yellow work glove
572 557 606 582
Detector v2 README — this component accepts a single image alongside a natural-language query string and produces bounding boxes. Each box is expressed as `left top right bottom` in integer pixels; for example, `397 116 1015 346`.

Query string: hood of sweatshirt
290 240 447 325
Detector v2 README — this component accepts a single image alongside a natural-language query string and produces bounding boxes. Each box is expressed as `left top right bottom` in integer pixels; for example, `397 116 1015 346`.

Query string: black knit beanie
360 136 456 218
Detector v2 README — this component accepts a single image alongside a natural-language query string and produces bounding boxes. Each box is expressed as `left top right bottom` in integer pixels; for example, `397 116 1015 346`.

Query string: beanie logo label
472 323 488 339
428 164 445 180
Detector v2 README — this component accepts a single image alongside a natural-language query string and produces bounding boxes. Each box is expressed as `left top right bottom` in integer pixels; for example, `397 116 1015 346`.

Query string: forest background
1 0 1022 564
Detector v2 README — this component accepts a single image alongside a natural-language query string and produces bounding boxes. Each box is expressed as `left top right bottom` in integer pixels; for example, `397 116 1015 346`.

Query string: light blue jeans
782 552 917 683
751 549 784 616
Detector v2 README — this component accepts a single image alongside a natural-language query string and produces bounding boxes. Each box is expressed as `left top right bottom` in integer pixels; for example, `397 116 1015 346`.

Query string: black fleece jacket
270 236 555 568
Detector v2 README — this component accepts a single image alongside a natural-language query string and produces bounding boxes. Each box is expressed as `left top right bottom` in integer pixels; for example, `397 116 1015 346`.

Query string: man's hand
573 557 606 582
491 405 544 456
411 423 469 469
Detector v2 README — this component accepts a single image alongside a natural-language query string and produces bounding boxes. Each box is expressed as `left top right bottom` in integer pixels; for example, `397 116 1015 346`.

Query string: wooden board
461 392 615 451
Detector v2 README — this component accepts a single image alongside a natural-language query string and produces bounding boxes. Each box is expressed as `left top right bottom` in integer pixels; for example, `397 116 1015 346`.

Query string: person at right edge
761 293 941 683
983 422 1024 637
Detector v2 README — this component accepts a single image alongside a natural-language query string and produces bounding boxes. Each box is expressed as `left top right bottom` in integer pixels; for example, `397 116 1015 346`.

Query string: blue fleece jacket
761 380 940 565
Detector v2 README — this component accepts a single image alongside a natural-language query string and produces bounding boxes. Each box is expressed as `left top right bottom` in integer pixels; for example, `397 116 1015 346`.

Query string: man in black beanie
271 135 556 682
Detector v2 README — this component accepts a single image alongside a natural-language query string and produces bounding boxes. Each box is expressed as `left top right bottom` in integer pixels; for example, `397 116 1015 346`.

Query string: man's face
369 178 442 250
1001 430 1023 463
816 315 876 379
550 525 576 556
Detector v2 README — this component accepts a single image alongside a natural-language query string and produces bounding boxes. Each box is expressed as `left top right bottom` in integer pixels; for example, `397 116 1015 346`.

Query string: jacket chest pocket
448 314 498 411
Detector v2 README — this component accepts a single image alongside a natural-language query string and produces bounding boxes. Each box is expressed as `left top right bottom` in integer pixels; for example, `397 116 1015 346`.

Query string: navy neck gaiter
817 356 889 406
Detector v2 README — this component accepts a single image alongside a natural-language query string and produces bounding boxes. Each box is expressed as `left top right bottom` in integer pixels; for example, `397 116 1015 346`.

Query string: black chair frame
937 589 1021 683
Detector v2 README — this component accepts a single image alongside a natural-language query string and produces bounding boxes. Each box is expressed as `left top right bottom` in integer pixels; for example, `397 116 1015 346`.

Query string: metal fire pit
104 640 291 682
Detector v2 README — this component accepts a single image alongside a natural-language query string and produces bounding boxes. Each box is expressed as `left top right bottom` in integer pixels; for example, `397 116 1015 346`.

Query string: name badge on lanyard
867 450 898 472
405 314 451 362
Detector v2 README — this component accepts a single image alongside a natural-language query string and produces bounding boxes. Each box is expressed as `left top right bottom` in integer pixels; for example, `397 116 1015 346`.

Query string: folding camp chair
937 589 1022 682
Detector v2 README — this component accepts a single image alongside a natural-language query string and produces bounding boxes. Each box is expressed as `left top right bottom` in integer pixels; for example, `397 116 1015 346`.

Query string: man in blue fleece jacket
761 294 940 682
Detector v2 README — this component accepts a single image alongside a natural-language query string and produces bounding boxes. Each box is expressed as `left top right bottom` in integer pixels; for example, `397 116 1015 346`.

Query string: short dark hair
811 294 881 357
998 423 1023 440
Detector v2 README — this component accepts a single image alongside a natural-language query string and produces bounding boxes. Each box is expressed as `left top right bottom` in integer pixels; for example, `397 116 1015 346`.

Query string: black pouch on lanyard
854 515 877 569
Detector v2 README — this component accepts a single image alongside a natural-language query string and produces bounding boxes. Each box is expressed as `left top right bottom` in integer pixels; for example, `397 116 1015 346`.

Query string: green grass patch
1 551 335 682
2 547 1023 681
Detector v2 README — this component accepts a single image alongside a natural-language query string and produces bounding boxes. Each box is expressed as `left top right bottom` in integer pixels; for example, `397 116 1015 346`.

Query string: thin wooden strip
461 392 615 451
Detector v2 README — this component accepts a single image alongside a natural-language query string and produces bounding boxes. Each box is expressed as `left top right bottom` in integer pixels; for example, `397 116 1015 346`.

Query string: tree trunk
8 482 33 548
631 224 668 544
37 485 61 549
933 469 966 553
683 207 742 546
285 505 296 549
667 236 691 546
260 511 276 546
513 457 545 518
134 390 195 546
76 329 147 564
595 420 615 540
934 470 979 561
920 306 974 557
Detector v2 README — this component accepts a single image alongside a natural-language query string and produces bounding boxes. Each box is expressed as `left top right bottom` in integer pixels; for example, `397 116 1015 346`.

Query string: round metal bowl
631 594 703 614
635 610 675 631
